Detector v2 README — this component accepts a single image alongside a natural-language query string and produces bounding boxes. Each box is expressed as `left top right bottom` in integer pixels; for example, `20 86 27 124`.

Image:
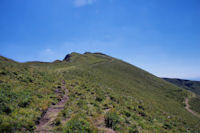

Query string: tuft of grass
105 110 121 130
62 114 96 133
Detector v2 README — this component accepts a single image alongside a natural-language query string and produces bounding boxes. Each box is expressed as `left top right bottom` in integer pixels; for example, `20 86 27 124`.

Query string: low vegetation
62 114 95 133
163 78 200 116
0 53 200 132
189 96 200 114
105 111 121 130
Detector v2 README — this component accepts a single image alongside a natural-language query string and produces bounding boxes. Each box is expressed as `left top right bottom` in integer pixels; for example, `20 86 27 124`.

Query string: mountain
0 52 200 133
163 78 200 95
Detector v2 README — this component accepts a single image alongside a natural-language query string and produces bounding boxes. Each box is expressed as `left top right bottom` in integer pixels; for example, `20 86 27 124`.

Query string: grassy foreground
0 53 200 133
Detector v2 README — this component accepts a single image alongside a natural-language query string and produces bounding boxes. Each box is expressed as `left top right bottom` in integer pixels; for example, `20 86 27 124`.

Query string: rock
63 54 71 61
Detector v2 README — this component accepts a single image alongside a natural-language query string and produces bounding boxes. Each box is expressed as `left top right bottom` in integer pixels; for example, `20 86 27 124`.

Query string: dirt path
185 96 200 118
35 80 68 133
95 109 116 133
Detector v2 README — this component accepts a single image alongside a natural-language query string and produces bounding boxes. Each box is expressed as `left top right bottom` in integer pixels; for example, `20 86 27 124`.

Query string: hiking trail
185 95 200 118
35 80 68 133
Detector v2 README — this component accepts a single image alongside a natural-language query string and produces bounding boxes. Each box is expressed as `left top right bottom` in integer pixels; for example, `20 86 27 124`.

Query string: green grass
0 56 63 132
62 114 96 133
189 96 200 114
105 110 121 130
163 78 200 116
0 53 200 132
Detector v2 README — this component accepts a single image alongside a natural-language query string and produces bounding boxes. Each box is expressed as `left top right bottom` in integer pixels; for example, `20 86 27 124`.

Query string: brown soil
35 80 68 133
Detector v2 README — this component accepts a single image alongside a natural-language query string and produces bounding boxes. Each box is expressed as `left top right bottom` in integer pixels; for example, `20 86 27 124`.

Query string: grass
0 56 62 132
62 114 96 133
0 53 200 132
189 96 200 114
163 78 200 116
105 110 121 130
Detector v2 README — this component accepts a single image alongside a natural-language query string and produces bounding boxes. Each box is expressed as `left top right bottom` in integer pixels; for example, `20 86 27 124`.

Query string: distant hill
0 52 200 132
163 78 200 95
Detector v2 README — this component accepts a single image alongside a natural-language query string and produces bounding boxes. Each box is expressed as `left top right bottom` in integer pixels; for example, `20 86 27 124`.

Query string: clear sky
0 0 200 80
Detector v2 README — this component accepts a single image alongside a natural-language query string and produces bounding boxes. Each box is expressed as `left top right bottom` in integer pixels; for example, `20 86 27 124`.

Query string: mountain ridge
0 52 200 132
163 78 200 95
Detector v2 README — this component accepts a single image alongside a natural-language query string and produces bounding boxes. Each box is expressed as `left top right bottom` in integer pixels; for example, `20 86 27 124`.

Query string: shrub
95 97 103 102
124 111 131 117
105 111 120 130
128 125 139 133
63 115 94 133
0 103 12 114
163 122 173 130
18 98 30 108
138 111 146 117
0 115 15 132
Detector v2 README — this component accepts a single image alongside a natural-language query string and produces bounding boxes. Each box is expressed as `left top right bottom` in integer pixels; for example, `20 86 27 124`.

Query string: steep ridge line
185 95 200 118
35 80 68 133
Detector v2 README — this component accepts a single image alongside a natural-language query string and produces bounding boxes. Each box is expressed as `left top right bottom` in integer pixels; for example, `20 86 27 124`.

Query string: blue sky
0 0 200 80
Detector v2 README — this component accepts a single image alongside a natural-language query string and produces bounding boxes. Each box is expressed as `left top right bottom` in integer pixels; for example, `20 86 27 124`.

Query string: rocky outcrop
63 54 71 62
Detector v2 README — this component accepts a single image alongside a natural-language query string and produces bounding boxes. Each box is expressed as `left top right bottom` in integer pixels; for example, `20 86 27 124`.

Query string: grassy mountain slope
0 53 200 133
163 78 200 116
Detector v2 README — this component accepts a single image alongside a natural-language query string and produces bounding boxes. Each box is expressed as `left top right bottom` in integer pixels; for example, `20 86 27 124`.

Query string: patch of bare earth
35 81 68 133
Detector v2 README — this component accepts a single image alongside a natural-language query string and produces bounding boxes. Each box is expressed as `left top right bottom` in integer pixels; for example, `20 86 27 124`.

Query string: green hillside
0 53 200 133
163 78 200 116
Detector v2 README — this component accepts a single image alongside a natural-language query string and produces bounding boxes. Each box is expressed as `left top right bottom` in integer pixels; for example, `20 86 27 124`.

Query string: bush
124 110 131 117
18 98 30 108
0 115 15 132
163 122 173 130
128 125 139 133
105 111 120 130
95 97 103 102
63 115 94 133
